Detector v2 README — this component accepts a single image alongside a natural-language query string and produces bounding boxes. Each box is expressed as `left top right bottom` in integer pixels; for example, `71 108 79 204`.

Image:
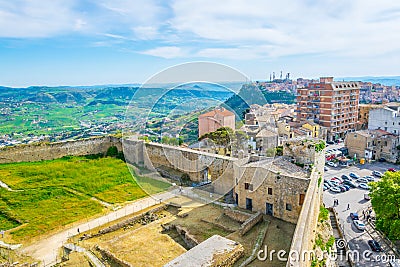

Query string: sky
0 0 400 87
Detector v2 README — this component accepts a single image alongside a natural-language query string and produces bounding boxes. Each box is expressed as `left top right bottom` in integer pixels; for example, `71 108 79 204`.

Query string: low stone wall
175 225 199 249
223 208 252 223
95 245 132 267
239 212 263 236
82 205 167 240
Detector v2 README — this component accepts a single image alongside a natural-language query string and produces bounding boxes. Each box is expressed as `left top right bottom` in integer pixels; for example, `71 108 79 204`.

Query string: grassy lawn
0 156 171 242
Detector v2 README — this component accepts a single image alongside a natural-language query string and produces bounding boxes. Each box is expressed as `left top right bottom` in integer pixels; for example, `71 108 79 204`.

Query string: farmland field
0 156 170 242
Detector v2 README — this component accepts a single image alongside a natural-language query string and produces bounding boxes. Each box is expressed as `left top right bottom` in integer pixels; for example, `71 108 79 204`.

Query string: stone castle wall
286 167 323 267
124 140 239 194
0 136 122 164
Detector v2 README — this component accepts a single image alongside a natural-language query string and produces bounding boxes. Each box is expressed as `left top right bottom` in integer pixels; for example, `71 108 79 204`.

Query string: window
268 188 273 195
286 203 292 211
299 194 305 205
245 183 249 190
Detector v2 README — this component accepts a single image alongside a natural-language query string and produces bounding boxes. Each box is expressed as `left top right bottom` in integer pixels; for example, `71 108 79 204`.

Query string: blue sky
0 0 400 87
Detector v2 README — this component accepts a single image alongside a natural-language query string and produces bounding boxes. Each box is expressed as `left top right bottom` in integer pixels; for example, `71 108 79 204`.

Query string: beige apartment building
296 77 360 141
345 129 400 163
198 107 235 137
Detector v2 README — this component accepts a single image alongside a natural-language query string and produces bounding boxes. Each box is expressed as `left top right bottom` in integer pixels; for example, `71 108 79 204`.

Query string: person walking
347 203 350 210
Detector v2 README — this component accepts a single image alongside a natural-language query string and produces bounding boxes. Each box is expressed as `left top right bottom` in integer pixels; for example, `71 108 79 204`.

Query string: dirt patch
59 251 91 267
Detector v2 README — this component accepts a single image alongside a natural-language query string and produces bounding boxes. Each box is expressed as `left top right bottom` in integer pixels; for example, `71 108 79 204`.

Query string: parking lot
323 160 398 267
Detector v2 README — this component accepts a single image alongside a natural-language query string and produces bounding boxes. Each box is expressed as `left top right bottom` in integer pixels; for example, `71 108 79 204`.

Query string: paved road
323 161 397 267
21 190 178 267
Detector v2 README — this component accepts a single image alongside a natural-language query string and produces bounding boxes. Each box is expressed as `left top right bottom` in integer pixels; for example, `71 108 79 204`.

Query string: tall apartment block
296 77 360 141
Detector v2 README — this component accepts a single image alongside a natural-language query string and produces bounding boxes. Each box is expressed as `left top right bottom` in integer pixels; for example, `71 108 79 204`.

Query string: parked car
353 220 366 231
324 181 333 188
327 141 335 145
368 240 383 252
388 168 397 172
341 175 352 182
342 184 350 191
356 178 369 183
359 183 370 190
364 193 371 200
350 212 359 220
327 161 338 167
378 158 386 162
330 187 342 193
324 166 329 171
338 185 347 192
323 184 329 191
330 181 341 187
341 174 351 180
372 170 383 177
343 180 357 188
349 172 360 179
331 177 343 183
363 175 374 181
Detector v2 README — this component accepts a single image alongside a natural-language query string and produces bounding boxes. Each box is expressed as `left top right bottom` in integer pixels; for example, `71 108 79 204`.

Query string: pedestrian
347 203 350 210
336 199 339 205
362 210 365 218
77 228 80 234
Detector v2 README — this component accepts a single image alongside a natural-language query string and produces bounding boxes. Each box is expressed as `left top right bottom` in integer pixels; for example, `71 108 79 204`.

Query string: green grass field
0 156 170 242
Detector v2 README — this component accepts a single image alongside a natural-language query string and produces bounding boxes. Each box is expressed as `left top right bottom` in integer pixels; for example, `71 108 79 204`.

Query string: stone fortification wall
0 136 122 164
286 167 323 267
123 140 240 194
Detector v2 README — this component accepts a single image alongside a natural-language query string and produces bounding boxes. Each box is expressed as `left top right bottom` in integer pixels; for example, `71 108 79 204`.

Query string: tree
369 171 400 239
199 127 235 155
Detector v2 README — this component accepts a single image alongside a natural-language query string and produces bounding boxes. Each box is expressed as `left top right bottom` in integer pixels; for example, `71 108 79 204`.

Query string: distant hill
224 83 295 118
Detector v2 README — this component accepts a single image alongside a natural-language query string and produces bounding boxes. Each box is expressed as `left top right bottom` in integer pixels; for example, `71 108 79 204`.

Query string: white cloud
132 26 159 40
140 46 187 59
166 0 400 59
0 0 84 37
1 0 399 63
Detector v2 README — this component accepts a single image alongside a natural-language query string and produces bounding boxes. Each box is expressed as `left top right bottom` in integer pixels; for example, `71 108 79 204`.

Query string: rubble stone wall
0 136 122 163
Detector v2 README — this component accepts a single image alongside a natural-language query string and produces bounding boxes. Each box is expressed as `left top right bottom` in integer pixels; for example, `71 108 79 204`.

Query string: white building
368 105 400 135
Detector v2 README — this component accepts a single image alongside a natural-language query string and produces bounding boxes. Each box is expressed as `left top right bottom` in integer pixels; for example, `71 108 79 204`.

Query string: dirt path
20 190 178 267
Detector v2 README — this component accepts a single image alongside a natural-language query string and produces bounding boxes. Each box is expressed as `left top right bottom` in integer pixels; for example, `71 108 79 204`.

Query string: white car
363 175 374 182
353 220 366 231
359 183 370 190
372 170 383 177
327 161 338 167
356 178 369 183
330 186 341 193
324 166 329 171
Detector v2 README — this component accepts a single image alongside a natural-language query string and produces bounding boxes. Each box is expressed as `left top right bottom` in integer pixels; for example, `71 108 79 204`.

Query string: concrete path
21 190 177 267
